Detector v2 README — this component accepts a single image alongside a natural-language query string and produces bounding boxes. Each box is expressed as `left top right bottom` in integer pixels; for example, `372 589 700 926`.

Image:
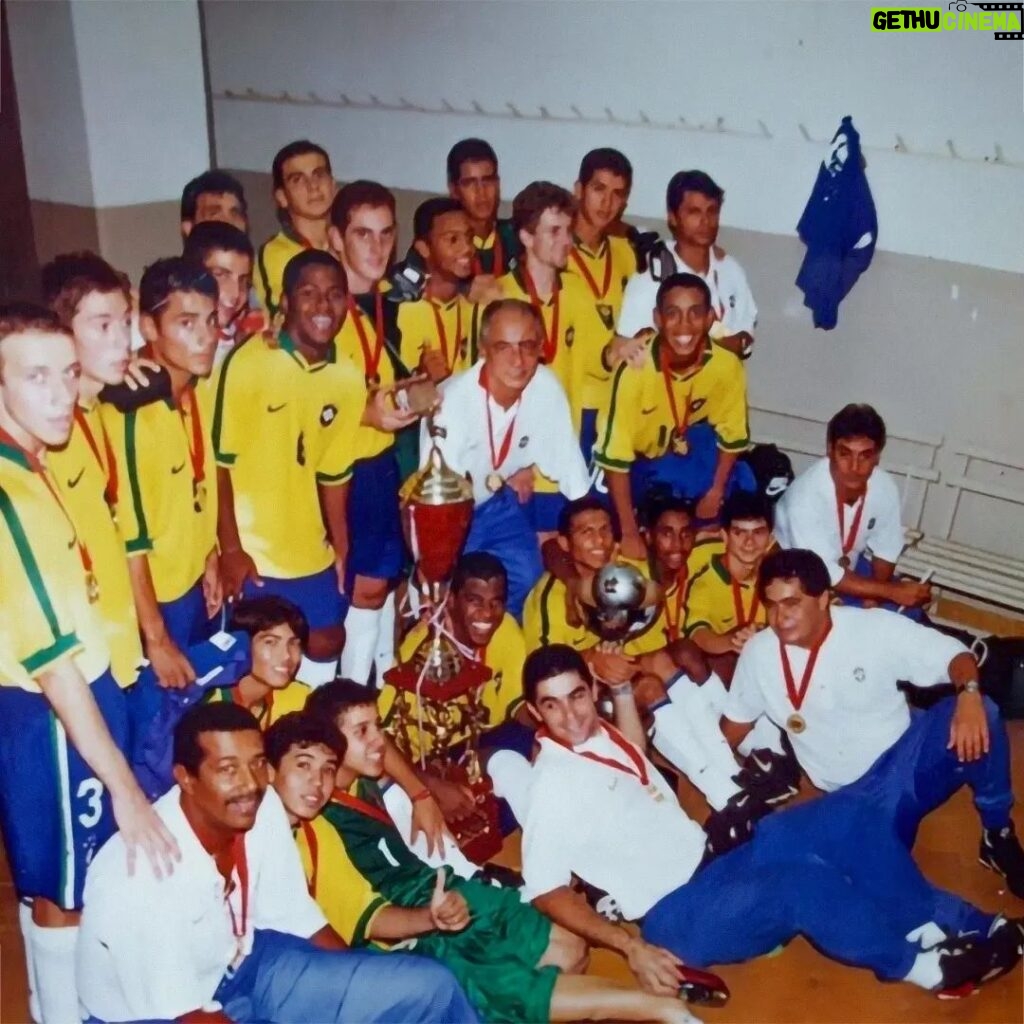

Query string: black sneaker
936 915 1024 996
734 747 800 807
979 823 1024 898
703 790 769 859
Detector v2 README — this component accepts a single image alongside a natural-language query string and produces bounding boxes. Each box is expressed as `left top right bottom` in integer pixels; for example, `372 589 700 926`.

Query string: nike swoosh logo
66 468 85 489
267 403 287 413
171 461 186 474
641 406 658 415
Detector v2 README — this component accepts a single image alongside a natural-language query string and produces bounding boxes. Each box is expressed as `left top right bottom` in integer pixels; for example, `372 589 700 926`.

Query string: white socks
373 592 397 685
738 714 786 758
28 920 80 1023
904 948 943 990
339 606 382 685
380 783 477 879
298 655 338 689
906 921 947 949
18 901 41 1023
653 673 742 811
487 750 534 826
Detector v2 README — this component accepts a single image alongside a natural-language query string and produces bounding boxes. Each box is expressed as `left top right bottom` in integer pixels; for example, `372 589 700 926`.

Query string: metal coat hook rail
215 87 1024 170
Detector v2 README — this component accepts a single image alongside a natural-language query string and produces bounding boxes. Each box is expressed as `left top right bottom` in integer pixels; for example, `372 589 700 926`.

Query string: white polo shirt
521 724 706 921
724 606 967 792
774 458 905 586
424 360 591 507
617 246 757 341
78 786 326 1022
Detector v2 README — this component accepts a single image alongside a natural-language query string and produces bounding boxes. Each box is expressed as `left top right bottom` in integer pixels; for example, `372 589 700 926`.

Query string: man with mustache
77 702 480 1023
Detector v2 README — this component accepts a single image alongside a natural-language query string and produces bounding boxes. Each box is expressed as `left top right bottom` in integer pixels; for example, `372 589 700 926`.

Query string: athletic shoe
979 823 1024 898
936 915 1024 996
703 790 768 859
678 965 730 1006
733 747 800 807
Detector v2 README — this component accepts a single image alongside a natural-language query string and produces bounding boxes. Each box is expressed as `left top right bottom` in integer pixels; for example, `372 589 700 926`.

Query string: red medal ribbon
730 575 761 629
479 366 520 472
74 406 118 508
299 820 319 897
520 267 560 364
225 834 249 940
430 299 462 374
472 232 504 277
779 620 832 712
837 493 866 561
178 387 206 489
0 427 96 585
661 362 691 443
663 570 688 643
538 721 649 786
348 291 385 384
331 788 394 827
570 242 613 300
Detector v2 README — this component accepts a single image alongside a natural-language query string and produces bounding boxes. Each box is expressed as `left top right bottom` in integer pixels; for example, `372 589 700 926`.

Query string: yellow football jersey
254 229 312 318
49 404 142 687
380 614 526 758
0 443 110 691
684 553 767 638
296 812 388 946
397 295 471 378
213 333 366 579
102 382 218 603
205 679 310 729
566 234 637 335
496 268 612 431
594 338 749 473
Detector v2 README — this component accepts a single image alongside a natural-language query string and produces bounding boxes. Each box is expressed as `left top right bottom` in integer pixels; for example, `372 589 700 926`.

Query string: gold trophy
386 433 501 863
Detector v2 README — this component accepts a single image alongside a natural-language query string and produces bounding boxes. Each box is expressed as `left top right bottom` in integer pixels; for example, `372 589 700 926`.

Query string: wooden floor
2 727 1023 1023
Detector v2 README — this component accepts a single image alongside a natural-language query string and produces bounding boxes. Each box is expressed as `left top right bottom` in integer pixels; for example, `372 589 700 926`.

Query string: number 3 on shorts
76 778 105 828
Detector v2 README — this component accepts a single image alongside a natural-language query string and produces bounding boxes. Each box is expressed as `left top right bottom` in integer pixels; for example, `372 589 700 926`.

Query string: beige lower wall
29 197 183 283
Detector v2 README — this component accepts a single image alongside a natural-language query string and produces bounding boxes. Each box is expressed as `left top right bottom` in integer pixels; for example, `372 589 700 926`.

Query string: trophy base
437 763 502 865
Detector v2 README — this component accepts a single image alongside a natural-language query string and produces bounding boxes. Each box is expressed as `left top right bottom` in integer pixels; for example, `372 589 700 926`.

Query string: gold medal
365 372 381 391
596 303 614 330
485 472 504 493
671 430 689 456
838 555 850 569
193 479 207 513
786 713 806 734
85 571 100 604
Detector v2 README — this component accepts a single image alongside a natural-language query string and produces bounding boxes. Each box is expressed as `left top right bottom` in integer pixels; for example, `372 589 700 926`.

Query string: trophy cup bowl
580 563 663 643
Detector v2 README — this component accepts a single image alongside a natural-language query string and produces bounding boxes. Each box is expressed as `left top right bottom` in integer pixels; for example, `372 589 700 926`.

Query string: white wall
204 0 1024 272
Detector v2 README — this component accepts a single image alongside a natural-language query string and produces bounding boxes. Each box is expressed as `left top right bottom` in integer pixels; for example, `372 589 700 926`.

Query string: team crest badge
867 517 876 529
854 667 866 682
518 436 529 448
320 404 337 426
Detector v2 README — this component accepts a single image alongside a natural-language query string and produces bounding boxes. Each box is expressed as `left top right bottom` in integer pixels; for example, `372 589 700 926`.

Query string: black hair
557 495 618 540
413 197 465 241
182 221 254 265
578 148 633 188
452 551 507 596
721 490 775 531
264 711 344 769
329 180 396 232
446 138 498 184
228 595 310 651
757 548 832 600
638 493 695 532
512 181 574 235
827 403 887 452
138 257 217 317
180 170 248 223
666 170 724 213
272 140 332 191
173 703 261 776
0 303 69 349
656 272 712 311
304 679 378 730
523 644 593 706
41 252 131 329
281 250 345 300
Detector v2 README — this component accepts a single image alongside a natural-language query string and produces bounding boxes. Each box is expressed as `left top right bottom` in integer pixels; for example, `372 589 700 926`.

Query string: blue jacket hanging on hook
795 115 877 330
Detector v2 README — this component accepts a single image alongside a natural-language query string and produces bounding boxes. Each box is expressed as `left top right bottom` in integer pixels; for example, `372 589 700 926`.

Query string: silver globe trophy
580 563 663 643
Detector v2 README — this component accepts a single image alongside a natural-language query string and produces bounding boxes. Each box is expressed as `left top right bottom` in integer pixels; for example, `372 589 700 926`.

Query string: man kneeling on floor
275 687 698 1023
517 645 1023 1001
77 702 479 1023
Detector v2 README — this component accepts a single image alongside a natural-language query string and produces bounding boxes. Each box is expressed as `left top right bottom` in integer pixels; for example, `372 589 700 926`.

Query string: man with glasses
424 299 590 618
